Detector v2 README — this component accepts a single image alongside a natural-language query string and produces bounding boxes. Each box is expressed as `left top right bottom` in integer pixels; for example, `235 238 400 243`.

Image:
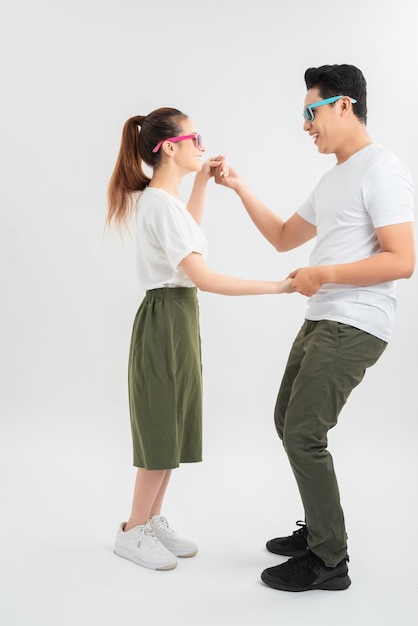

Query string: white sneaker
150 515 198 558
114 520 178 570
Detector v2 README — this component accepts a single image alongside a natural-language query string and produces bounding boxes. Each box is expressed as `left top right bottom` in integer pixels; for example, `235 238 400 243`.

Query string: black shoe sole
261 571 351 592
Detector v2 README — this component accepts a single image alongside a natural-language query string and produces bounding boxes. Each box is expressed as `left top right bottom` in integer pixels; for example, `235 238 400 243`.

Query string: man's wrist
322 265 335 284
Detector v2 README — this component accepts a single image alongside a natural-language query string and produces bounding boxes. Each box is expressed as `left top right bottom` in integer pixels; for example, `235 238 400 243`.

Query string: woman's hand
279 277 295 294
188 155 228 223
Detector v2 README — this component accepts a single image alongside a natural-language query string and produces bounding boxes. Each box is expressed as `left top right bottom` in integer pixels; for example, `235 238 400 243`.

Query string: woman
107 107 292 571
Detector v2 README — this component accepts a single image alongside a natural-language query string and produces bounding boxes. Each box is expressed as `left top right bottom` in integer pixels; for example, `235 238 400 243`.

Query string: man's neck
335 126 373 164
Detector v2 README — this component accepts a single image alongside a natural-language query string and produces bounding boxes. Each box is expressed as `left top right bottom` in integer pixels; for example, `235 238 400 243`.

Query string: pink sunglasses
152 133 203 153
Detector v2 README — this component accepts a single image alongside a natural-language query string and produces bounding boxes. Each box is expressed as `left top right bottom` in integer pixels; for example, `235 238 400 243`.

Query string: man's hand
212 163 243 191
288 266 329 297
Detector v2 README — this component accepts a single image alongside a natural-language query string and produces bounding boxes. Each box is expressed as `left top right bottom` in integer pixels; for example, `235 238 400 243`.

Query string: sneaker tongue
143 523 155 536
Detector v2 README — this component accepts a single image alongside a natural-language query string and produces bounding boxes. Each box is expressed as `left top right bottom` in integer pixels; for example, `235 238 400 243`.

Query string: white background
1 0 417 624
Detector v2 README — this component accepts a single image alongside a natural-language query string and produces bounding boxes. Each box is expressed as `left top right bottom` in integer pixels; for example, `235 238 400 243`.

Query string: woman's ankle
123 519 148 532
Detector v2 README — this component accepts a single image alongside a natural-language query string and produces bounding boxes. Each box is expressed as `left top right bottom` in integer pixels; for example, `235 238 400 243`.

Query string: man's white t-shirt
134 187 208 291
297 144 414 341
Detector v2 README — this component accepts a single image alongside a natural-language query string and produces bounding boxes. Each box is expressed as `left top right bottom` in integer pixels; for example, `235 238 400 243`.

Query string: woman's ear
161 141 175 157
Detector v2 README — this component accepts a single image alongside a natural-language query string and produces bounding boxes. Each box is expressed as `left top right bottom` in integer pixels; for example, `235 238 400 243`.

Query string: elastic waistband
145 287 197 299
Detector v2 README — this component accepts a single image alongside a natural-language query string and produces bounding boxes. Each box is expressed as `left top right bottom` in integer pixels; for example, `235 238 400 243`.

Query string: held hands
199 155 228 181
288 266 329 297
280 277 295 294
200 155 242 192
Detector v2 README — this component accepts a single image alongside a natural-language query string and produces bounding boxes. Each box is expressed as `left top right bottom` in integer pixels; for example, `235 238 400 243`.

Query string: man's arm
289 222 416 297
214 166 316 251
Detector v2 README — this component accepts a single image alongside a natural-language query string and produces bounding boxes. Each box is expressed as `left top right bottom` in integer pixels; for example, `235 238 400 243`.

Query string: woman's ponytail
106 116 151 227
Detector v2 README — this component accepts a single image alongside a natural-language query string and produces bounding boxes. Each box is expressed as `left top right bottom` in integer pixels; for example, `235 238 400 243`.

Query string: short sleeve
297 189 317 226
362 158 414 228
148 195 205 270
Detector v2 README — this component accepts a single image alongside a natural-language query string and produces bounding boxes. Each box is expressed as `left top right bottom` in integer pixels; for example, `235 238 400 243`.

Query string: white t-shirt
134 187 208 290
297 144 414 341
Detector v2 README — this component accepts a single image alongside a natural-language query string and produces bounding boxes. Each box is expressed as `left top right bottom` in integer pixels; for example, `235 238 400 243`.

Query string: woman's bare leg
124 468 172 531
150 469 172 517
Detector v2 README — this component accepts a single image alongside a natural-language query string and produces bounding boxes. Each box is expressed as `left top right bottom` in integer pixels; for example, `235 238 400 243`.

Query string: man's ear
340 96 353 116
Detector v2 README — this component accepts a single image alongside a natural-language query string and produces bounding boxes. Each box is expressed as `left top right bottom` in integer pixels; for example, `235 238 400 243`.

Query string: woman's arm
180 252 293 296
187 156 227 224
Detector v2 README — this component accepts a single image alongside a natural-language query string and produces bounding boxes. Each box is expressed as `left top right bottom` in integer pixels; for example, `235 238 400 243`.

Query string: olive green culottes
128 287 203 470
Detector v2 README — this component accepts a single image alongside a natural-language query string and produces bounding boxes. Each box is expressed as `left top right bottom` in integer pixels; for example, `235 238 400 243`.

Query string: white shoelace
154 516 177 537
137 521 162 548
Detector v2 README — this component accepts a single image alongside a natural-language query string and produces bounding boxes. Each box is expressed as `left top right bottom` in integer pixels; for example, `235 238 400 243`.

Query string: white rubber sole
174 548 198 558
114 548 177 571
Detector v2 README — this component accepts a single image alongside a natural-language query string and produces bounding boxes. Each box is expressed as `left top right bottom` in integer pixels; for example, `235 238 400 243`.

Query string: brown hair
106 107 187 227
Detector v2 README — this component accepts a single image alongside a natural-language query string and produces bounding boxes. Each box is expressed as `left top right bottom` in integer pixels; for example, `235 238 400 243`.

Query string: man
216 64 415 591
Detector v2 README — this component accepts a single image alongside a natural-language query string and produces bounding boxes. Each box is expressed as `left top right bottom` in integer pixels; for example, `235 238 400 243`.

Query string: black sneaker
261 550 351 592
266 520 308 557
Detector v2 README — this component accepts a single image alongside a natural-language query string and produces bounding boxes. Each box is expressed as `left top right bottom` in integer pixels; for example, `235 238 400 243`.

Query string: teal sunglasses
303 95 357 122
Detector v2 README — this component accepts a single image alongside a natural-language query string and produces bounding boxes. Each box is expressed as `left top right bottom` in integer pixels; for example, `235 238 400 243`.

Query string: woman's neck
148 166 182 198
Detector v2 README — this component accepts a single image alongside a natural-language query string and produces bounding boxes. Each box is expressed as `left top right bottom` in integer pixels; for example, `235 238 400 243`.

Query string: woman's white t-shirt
134 187 208 290
297 144 414 341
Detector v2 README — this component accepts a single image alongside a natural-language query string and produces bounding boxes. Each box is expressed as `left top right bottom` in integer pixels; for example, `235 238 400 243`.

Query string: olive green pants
274 320 387 567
